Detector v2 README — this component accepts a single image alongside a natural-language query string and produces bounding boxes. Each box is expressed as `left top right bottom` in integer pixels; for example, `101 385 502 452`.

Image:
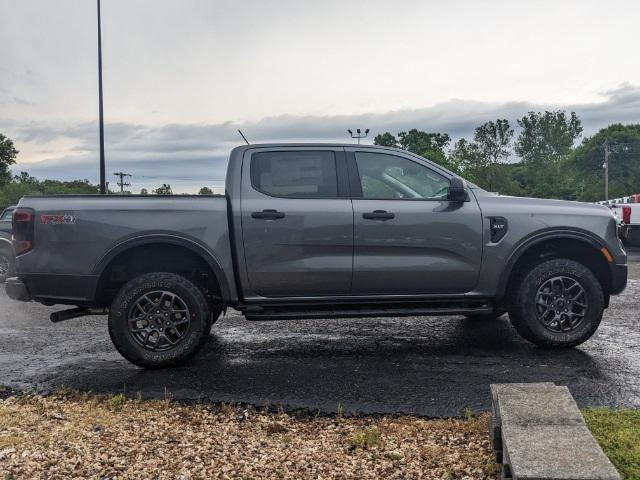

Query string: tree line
375 111 640 201
0 134 220 209
2 111 640 209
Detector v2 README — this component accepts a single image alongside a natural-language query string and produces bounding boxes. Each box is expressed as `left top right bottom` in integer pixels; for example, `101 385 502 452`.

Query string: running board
243 301 493 321
50 307 108 323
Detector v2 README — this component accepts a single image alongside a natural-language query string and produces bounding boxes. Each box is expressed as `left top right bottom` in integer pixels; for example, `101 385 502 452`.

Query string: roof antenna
238 129 250 145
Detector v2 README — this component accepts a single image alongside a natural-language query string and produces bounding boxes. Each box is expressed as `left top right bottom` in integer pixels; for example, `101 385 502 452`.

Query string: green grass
349 426 382 450
583 408 640 480
107 393 126 411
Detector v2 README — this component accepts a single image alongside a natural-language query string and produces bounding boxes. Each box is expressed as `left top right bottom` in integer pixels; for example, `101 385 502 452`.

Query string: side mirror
448 177 468 202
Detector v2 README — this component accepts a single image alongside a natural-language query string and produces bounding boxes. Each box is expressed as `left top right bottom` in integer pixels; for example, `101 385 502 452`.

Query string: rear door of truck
239 146 353 297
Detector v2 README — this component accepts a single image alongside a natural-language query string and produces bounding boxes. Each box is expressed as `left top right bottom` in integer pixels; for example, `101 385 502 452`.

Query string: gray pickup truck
6 144 627 368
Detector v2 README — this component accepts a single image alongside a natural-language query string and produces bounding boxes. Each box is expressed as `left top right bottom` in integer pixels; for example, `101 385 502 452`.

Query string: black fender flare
92 233 231 302
496 228 608 300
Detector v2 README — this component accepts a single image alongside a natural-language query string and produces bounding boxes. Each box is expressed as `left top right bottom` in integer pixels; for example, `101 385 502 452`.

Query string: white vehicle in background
599 194 640 246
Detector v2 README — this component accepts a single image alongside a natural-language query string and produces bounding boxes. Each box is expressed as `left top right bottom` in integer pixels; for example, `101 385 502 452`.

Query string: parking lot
1 248 638 417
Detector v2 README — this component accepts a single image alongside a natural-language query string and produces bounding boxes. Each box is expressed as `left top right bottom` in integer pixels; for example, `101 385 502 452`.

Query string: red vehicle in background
607 195 640 246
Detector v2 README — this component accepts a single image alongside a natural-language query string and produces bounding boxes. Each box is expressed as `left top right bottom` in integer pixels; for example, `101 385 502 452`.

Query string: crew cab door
240 147 353 297
347 148 482 294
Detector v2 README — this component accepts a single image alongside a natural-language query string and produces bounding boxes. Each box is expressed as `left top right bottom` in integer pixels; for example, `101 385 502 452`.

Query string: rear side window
251 151 338 198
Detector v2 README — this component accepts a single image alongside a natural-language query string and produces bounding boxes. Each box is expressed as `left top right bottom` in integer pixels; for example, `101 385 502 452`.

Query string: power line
131 174 225 181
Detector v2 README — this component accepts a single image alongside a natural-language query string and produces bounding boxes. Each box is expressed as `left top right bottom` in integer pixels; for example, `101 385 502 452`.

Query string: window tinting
355 152 450 200
251 151 338 198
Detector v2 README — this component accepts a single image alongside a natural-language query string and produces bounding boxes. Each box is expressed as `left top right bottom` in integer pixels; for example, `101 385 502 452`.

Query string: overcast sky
1 0 640 192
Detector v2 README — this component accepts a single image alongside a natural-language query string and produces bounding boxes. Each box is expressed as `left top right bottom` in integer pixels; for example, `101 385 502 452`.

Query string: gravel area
0 392 497 479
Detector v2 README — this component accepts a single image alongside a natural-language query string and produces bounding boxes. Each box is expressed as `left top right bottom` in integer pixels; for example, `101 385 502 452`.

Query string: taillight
12 207 34 255
622 206 631 225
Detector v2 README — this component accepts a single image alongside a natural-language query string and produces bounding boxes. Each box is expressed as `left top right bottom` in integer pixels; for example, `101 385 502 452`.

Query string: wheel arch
0 237 13 253
92 234 231 306
497 229 612 304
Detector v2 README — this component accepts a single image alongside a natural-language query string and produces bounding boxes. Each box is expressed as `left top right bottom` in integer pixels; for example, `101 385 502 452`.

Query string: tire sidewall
0 249 13 283
518 259 604 346
109 273 210 368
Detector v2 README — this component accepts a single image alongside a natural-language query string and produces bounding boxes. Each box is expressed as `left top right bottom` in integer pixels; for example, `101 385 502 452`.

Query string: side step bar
50 307 108 323
244 302 493 321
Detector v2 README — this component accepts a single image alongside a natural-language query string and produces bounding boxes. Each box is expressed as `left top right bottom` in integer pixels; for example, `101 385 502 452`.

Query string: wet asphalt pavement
1 249 639 417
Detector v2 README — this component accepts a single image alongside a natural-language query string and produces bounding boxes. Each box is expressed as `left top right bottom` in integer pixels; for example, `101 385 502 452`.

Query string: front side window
251 151 338 198
354 152 449 200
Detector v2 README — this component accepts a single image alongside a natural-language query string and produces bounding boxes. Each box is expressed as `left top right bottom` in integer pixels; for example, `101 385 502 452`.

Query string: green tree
198 186 213 195
374 129 458 172
140 188 149 195
373 132 399 148
0 134 19 186
515 111 582 198
473 119 513 191
397 130 450 156
567 123 640 201
449 120 515 193
153 184 172 195
450 138 483 180
0 172 99 210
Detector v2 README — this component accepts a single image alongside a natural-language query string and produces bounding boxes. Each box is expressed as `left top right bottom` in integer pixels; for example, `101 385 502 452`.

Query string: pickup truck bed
11 195 235 305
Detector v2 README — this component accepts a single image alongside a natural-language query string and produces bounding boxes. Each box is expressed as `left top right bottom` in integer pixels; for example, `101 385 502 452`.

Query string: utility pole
604 141 610 201
113 172 131 193
97 0 106 194
348 128 370 144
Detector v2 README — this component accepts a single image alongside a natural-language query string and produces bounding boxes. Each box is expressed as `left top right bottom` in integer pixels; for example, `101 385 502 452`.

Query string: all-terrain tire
508 258 604 349
0 248 14 284
108 272 211 368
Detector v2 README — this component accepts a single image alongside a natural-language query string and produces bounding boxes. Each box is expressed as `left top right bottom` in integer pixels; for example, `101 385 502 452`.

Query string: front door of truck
240 147 353 297
348 149 483 294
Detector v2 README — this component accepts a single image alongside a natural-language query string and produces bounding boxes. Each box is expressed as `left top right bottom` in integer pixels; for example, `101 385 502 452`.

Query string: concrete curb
490 383 620 480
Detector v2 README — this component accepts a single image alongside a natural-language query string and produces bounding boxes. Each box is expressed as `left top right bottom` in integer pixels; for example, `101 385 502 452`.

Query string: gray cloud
9 84 640 192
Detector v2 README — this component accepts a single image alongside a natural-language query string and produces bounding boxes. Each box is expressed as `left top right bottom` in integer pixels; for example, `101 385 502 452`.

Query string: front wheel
108 272 211 368
508 258 604 349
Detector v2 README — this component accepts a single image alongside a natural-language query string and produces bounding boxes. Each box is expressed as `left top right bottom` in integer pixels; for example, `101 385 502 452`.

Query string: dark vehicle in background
0 205 16 283
5 145 628 368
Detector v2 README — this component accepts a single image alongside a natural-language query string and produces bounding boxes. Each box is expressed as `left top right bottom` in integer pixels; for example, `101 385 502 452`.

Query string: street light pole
347 128 370 144
97 0 106 194
604 141 610 201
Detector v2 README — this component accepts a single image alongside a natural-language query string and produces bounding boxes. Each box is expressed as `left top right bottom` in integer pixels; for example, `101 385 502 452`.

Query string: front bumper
5 276 31 302
610 263 628 295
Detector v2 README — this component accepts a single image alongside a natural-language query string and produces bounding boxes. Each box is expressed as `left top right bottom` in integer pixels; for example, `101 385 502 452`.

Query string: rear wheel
108 272 211 368
0 249 13 283
508 258 604 348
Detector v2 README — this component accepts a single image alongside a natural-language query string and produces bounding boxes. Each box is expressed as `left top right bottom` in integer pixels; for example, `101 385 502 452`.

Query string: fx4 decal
40 214 76 225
